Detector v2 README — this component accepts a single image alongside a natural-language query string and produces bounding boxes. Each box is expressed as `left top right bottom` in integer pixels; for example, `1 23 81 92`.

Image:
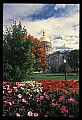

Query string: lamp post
64 59 66 80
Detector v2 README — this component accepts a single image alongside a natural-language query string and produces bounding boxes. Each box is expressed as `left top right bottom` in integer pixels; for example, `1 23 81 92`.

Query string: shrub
58 64 65 73
50 65 57 73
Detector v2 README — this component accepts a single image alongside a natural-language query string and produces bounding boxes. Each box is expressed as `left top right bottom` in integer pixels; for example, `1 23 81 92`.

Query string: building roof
40 31 51 42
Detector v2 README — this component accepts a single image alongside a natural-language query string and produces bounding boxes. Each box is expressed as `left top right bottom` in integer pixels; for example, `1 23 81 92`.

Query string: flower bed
3 80 79 117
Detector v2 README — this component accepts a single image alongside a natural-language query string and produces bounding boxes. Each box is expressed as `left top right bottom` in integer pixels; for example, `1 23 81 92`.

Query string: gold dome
40 31 51 42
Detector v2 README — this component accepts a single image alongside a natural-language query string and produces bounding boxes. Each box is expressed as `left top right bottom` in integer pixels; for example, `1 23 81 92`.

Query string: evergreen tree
3 21 35 81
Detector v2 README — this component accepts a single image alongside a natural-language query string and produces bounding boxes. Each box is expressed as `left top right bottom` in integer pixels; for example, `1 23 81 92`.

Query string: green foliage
3 21 35 82
66 64 71 73
50 65 57 73
68 50 79 72
58 64 65 73
58 63 71 73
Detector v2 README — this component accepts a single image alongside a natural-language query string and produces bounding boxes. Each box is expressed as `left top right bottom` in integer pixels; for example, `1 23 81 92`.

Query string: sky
3 4 80 52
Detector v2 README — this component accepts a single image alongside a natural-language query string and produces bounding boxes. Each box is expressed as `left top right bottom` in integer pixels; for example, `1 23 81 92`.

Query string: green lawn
30 73 79 81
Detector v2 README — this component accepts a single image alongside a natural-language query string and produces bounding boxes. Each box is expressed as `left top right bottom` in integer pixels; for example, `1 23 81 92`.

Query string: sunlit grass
30 73 79 81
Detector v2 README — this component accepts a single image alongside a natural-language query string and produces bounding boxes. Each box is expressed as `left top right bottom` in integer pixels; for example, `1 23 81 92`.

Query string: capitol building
40 31 53 56
39 31 70 73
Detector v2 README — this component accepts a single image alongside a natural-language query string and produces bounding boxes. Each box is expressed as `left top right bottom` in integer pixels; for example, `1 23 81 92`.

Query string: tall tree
3 21 35 81
68 50 79 72
24 34 48 71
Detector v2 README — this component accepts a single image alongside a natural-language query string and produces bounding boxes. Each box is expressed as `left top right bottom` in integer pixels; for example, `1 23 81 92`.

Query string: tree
3 21 35 82
58 64 65 73
58 63 71 73
66 64 71 73
50 65 57 73
68 50 79 72
24 34 47 72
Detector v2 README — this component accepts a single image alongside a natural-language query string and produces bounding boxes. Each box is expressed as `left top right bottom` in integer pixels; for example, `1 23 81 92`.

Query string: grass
30 73 79 81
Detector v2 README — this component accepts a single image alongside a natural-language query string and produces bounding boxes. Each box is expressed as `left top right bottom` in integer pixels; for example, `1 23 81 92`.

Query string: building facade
46 50 70 73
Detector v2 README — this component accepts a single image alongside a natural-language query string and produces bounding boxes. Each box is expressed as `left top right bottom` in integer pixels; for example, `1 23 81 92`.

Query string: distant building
40 31 53 56
39 31 76 73
46 50 70 73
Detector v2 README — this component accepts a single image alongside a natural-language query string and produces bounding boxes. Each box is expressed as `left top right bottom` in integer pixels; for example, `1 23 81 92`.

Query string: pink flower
8 89 12 93
60 106 68 114
27 111 33 117
3 86 6 90
3 81 7 85
33 89 37 93
16 113 20 117
18 94 22 98
34 113 38 117
45 95 50 100
52 99 54 102
44 115 48 117
46 111 49 114
6 85 10 90
4 100 8 104
68 98 75 102
22 98 27 103
52 103 57 107
58 94 65 102
13 87 17 89
8 102 12 106
12 101 15 104
40 95 44 100
36 94 39 98
69 115 74 117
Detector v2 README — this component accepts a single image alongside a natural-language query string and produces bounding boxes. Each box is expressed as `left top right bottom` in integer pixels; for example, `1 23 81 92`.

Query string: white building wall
46 51 69 73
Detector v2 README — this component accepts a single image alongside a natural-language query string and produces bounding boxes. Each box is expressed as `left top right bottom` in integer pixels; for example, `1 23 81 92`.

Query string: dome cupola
40 31 52 56
40 31 51 42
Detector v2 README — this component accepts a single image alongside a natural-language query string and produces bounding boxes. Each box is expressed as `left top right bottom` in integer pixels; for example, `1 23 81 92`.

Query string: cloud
56 46 72 50
55 4 66 10
3 4 45 23
3 4 79 52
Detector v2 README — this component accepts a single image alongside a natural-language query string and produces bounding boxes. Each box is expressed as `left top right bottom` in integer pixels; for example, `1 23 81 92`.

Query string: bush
66 64 71 73
58 64 71 73
58 64 65 73
50 65 57 73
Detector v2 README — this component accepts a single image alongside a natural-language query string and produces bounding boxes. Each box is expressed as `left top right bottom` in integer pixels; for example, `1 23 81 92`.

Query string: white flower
16 113 20 117
18 94 22 98
27 111 33 117
22 98 27 103
37 89 39 92
8 102 12 106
